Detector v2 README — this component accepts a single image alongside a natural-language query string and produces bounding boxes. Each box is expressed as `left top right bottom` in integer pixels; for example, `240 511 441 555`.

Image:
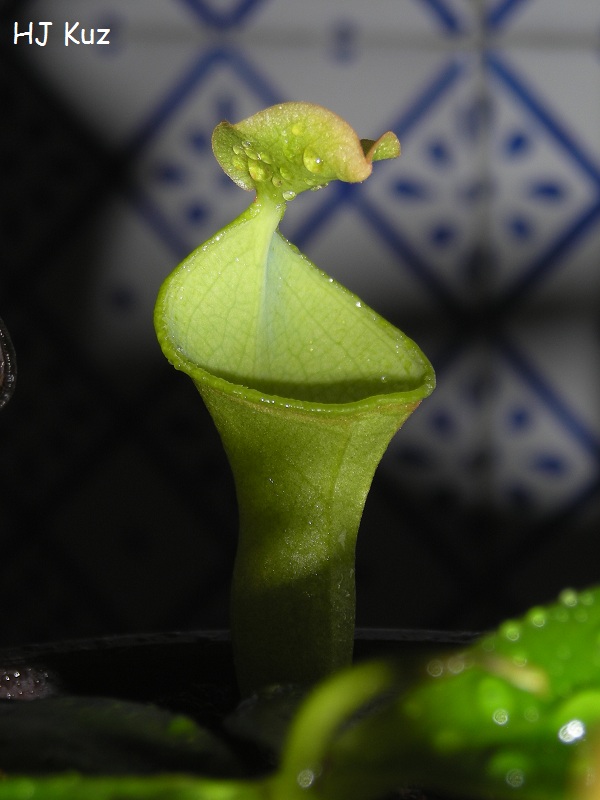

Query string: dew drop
427 659 444 678
282 190 296 201
303 147 324 174
232 144 243 156
493 708 509 726
244 146 260 160
505 768 525 788
447 656 466 675
248 161 271 182
527 607 547 628
272 175 283 188
558 719 586 744
279 166 294 182
259 151 273 164
297 769 315 789
501 622 521 642
560 588 578 608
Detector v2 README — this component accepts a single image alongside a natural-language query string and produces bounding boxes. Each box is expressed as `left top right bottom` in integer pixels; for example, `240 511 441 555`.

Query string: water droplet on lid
283 142 297 161
248 161 271 182
303 147 324 174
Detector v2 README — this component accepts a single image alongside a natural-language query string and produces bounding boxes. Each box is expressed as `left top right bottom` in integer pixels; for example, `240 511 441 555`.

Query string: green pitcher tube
200 382 423 694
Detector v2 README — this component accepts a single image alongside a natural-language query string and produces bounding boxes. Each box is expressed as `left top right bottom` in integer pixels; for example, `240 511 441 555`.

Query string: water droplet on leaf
527 608 547 628
559 588 578 608
501 622 521 642
493 708 509 726
505 768 525 788
303 147 324 174
558 719 586 744
297 769 315 788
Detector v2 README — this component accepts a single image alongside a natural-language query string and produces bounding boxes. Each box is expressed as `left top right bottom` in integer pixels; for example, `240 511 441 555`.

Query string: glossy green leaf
291 585 600 800
0 774 266 800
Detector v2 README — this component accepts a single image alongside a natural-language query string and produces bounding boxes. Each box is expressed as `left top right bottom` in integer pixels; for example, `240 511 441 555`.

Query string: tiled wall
1 0 600 644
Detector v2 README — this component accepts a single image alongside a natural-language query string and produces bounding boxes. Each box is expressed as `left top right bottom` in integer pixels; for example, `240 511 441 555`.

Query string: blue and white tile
485 0 600 35
131 54 281 259
492 336 599 520
247 0 477 40
383 342 497 512
358 53 486 312
487 49 600 304
500 316 600 447
262 48 486 316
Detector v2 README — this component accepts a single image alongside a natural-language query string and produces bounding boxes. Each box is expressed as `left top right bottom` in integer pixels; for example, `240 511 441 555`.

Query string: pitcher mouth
171 355 432 417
